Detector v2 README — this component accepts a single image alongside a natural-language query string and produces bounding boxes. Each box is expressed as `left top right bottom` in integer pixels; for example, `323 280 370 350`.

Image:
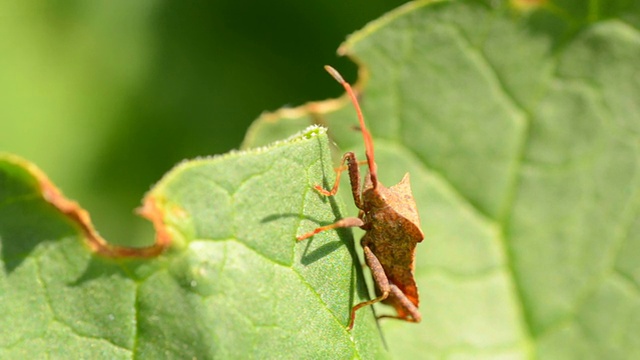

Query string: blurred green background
0 0 407 244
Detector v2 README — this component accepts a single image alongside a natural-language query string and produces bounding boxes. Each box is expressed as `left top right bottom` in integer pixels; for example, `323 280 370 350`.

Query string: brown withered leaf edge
7 154 170 258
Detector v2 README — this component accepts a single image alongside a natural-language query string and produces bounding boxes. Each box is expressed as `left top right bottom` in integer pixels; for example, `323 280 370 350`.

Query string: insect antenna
324 65 378 189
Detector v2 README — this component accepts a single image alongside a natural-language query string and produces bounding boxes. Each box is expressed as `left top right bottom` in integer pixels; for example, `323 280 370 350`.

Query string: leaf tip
298 124 328 140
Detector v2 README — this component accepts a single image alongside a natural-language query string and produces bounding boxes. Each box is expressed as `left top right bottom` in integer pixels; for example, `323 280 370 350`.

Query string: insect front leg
314 152 364 210
346 242 390 330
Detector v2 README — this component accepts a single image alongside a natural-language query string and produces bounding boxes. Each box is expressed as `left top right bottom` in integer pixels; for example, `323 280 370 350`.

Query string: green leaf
4 0 640 358
0 127 388 359
244 0 640 358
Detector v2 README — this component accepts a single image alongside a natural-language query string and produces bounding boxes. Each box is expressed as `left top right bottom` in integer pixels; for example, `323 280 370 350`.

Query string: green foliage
0 128 387 359
246 0 640 358
2 0 640 358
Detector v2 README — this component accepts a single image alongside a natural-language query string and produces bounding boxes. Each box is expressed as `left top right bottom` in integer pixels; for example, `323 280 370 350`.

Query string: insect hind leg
377 285 422 323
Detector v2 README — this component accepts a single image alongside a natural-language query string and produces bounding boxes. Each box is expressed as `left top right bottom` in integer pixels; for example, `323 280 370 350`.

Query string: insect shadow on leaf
262 211 347 265
297 66 425 331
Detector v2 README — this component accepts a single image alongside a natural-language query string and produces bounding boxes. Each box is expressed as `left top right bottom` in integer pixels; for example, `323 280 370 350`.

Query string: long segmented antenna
324 65 378 189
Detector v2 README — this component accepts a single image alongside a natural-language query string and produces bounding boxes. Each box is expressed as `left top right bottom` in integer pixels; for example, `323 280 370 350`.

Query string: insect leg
347 244 390 330
314 152 364 210
377 285 422 323
296 217 365 241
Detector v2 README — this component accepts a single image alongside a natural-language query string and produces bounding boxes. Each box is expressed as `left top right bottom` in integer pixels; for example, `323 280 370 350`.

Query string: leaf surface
3 0 640 358
0 127 388 359
244 0 640 358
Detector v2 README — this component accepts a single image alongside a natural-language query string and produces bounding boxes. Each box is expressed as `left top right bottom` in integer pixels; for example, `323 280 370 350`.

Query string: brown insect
297 65 424 330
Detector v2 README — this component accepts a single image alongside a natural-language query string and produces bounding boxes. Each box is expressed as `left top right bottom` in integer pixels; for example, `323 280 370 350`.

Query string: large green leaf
244 0 640 358
3 0 640 358
0 127 388 359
